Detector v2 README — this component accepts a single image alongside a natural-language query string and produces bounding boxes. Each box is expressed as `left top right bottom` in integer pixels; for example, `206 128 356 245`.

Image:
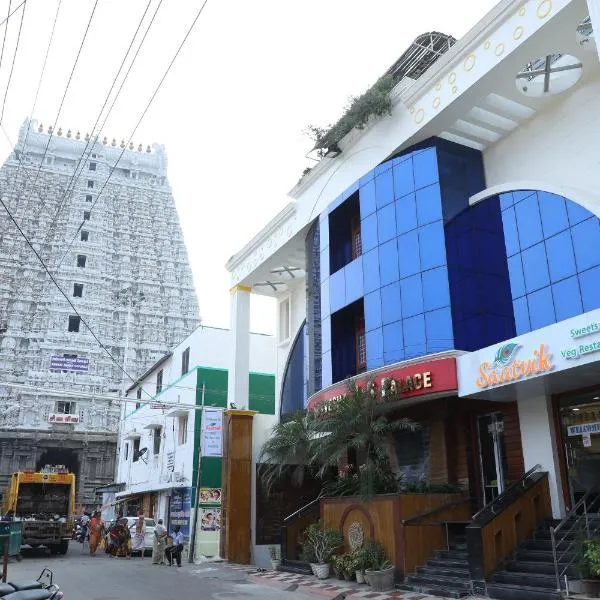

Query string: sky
0 0 500 335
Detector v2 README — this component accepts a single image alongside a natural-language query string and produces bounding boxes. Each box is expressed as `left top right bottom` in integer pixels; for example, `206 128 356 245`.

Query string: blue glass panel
552 277 583 322
400 274 423 318
403 314 426 359
375 161 392 176
321 350 332 388
320 278 330 320
413 148 438 190
527 287 556 330
567 201 593 226
398 229 420 279
513 296 530 335
393 158 414 199
377 203 397 244
359 179 376 218
416 184 442 226
383 321 404 364
381 281 402 325
545 230 576 283
343 180 360 199
512 190 535 204
501 207 520 257
319 217 329 252
425 308 453 353
514 194 542 249
499 192 514 211
396 192 417 235
375 168 394 209
361 213 379 253
507 255 525 298
365 290 382 332
422 266 450 311
345 257 364 305
522 242 550 293
321 316 331 353
359 170 374 186
379 239 399 286
363 248 381 294
392 154 410 167
366 328 384 370
579 266 600 312
329 268 346 313
419 221 446 271
572 218 600 272
320 247 329 283
538 192 569 238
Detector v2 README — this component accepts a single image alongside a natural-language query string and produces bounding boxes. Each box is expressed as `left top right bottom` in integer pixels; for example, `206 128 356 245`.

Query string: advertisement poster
201 408 223 457
199 508 221 531
169 487 192 537
199 488 222 505
50 355 90 372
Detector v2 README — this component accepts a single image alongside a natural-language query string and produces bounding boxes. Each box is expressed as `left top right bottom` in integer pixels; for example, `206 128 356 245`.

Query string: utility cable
0 1 13 83
0 0 26 123
55 0 209 271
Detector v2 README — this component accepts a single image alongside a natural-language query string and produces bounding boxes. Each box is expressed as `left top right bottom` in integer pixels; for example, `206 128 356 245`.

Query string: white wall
517 394 566 519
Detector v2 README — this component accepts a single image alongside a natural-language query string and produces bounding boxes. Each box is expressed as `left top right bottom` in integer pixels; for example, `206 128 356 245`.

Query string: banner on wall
199 508 221 531
201 408 224 457
170 487 192 537
199 488 222 505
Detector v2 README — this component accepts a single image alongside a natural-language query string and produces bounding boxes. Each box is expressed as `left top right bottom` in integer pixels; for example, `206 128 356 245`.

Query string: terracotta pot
314 563 330 580
365 566 395 592
582 579 600 597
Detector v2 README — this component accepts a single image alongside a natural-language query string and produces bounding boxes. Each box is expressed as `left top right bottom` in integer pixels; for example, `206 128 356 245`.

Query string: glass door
477 413 508 505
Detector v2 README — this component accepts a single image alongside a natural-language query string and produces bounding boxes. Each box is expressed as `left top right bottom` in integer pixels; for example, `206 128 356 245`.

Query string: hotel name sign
458 309 600 397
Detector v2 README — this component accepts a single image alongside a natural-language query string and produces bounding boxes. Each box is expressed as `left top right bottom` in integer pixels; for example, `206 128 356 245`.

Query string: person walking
132 515 146 558
165 525 184 567
88 511 104 555
152 519 168 565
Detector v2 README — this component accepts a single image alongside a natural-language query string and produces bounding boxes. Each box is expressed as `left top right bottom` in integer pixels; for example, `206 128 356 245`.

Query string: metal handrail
551 486 600 594
471 464 542 521
282 492 323 524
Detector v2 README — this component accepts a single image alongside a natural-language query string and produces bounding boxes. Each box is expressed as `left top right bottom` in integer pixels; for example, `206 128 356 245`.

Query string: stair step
487 582 562 600
437 550 469 560
505 560 578 577
520 539 554 551
396 582 469 598
515 549 573 563
427 558 469 569
417 565 470 578
491 570 559 589
406 574 471 590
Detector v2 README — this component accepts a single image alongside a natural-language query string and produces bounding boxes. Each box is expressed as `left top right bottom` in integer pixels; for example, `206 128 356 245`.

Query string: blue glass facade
284 139 600 394
280 322 306 416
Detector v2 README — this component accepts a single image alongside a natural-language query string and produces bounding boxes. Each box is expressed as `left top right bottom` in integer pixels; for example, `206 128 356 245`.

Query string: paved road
5 546 312 600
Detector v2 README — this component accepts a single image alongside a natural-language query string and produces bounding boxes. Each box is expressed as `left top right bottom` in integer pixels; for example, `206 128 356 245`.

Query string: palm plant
311 379 418 497
259 409 316 492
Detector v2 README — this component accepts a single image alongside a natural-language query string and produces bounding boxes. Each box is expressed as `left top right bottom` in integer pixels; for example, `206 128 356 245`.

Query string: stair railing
280 493 324 563
550 486 600 594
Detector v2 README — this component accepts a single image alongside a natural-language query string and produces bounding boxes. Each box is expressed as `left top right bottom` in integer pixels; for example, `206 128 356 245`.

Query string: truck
2 468 75 555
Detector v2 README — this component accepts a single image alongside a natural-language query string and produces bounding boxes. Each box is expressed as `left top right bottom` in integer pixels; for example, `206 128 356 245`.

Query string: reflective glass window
366 328 384 370
567 201 592 226
321 351 332 387
539 192 569 238
572 218 600 272
377 203 396 243
322 316 331 353
522 243 550 293
425 308 453 353
513 296 530 335
507 255 526 298
422 266 450 311
375 169 394 209
514 194 543 249
501 207 519 257
362 248 381 294
396 192 417 235
527 287 555 330
416 184 442 226
403 314 426 359
359 179 376 218
419 221 446 271
361 213 379 253
379 239 399 286
345 258 364 305
364 290 382 332
552 277 583 322
412 149 438 190
383 321 404 364
579 266 600 312
381 281 402 325
393 158 414 199
400 274 423 318
545 230 576 283
320 278 330 320
398 230 420 278
329 269 346 313
499 192 514 211
320 248 329 283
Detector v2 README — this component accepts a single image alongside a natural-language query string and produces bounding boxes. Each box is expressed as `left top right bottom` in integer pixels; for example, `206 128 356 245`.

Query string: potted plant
579 539 600 596
364 540 394 592
353 547 369 584
268 545 281 571
304 524 343 579
340 554 355 581
330 554 344 580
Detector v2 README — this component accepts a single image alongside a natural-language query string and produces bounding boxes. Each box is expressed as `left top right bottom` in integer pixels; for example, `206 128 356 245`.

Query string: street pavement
5 546 316 600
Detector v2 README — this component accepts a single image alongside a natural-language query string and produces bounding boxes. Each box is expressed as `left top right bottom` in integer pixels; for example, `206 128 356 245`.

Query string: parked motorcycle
72 522 88 544
0 568 63 599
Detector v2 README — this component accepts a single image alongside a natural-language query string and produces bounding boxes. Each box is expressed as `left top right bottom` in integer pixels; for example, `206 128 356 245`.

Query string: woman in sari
132 515 146 558
88 511 104 555
107 518 132 558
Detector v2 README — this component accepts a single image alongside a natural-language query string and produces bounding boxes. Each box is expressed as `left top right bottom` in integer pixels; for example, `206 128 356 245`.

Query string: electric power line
0 1 13 85
0 0 26 123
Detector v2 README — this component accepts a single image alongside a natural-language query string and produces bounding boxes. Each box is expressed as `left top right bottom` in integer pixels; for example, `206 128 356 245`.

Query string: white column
588 0 600 62
228 285 251 409
517 394 566 518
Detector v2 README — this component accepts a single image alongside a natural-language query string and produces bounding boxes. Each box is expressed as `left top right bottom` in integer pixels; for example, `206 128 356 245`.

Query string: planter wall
321 492 464 581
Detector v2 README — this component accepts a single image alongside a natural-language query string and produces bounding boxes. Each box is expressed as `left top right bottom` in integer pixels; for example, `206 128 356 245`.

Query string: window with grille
351 216 362 260
356 316 366 372
133 438 140 462
178 415 188 445
56 401 76 414
68 315 81 332
181 347 190 375
153 427 162 455
156 369 163 394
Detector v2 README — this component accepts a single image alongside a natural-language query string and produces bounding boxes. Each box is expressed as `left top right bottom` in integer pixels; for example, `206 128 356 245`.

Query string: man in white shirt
165 525 184 567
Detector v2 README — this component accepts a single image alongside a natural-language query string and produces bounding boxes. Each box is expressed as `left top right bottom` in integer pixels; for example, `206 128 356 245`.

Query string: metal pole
585 500 590 537
188 384 205 563
551 527 560 592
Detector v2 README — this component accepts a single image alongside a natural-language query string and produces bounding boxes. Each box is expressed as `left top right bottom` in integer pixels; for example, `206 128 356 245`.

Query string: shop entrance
559 390 600 506
477 413 508 504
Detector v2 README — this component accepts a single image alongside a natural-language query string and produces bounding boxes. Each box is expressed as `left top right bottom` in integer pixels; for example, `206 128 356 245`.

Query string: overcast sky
0 0 499 335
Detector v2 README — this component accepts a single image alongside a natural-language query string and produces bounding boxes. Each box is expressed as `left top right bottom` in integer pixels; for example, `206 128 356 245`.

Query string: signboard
48 413 80 424
458 309 600 397
199 507 221 531
199 488 221 505
201 408 223 458
567 422 600 436
50 355 89 373
166 452 175 472
169 487 192 537
307 357 457 412
20 472 72 484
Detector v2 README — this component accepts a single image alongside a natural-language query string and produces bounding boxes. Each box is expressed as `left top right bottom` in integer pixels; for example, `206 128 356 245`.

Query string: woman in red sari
89 511 104 555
